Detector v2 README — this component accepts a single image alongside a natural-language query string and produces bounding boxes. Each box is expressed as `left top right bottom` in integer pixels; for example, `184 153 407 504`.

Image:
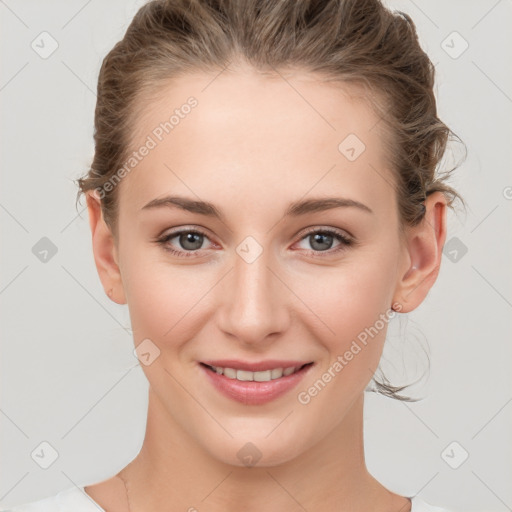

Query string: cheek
301 248 398 339
301 246 399 376
120 247 217 351
294 253 399 425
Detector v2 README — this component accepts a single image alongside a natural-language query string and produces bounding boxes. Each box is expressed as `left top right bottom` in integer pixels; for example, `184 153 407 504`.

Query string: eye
155 228 213 258
294 228 354 255
155 226 355 259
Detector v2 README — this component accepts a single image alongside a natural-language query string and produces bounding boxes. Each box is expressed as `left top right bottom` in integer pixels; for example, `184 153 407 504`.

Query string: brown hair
75 0 466 400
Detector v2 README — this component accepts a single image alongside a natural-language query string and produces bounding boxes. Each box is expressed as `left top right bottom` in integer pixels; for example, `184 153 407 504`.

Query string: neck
119 388 404 512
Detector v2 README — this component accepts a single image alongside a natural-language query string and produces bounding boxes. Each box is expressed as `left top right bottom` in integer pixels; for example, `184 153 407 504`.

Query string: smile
199 361 315 405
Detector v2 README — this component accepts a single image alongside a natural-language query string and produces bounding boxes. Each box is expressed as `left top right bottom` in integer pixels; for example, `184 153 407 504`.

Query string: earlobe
86 191 126 305
393 192 447 313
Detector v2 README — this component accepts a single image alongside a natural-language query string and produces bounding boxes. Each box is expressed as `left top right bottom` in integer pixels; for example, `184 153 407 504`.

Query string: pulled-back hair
76 0 466 400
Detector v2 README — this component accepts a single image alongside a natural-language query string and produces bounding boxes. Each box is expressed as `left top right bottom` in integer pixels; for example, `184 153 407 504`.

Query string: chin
204 432 308 469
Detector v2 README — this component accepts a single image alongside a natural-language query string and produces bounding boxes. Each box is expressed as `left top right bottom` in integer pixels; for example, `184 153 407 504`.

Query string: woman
6 0 464 510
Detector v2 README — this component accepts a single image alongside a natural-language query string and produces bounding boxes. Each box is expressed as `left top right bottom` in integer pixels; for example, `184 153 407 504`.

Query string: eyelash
155 227 355 259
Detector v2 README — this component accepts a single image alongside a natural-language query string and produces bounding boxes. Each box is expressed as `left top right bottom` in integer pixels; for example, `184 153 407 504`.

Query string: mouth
198 361 315 405
200 362 314 382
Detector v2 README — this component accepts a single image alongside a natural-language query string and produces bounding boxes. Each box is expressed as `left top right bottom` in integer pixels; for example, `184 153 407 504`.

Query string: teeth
210 365 300 381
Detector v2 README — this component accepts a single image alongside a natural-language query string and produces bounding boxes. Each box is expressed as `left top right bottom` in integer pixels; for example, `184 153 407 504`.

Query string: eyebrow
141 195 373 219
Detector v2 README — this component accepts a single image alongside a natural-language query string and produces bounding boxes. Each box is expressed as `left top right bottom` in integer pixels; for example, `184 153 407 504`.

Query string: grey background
1 0 511 510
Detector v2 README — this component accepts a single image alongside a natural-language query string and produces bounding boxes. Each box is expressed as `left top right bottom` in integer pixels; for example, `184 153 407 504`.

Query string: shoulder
0 487 104 512
410 495 455 512
2 489 453 512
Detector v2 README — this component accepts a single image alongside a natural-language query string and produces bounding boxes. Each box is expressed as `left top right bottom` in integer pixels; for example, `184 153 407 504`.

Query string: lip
199 361 314 405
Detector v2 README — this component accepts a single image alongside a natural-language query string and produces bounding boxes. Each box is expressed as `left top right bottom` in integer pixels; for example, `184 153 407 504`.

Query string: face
89 66 436 468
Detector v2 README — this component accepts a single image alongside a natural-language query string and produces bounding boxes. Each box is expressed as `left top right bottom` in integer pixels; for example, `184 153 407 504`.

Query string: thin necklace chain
116 468 413 512
117 471 132 512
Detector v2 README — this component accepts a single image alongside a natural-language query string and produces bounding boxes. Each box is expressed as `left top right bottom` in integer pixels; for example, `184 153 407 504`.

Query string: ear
393 191 448 313
86 190 126 304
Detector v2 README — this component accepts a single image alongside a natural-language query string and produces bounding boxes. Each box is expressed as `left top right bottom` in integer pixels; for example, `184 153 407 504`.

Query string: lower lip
200 363 314 405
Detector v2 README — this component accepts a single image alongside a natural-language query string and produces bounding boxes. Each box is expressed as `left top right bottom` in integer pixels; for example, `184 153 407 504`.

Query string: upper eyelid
295 225 353 240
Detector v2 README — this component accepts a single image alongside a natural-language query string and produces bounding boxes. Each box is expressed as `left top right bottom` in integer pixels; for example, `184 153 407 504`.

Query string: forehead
119 67 396 215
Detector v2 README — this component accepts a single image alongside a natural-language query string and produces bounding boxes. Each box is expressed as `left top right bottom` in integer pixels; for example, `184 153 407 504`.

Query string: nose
216 243 291 347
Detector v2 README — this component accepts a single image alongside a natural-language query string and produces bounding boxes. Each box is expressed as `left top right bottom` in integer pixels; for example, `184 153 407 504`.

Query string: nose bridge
217 238 289 344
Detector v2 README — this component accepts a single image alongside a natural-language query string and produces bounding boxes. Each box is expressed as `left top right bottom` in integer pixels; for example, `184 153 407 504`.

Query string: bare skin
84 63 446 512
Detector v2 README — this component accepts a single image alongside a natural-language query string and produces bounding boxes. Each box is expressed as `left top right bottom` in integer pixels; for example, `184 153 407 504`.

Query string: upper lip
200 359 313 372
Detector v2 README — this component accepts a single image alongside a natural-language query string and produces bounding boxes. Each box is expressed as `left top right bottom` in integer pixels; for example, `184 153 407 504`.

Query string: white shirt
1 486 454 511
